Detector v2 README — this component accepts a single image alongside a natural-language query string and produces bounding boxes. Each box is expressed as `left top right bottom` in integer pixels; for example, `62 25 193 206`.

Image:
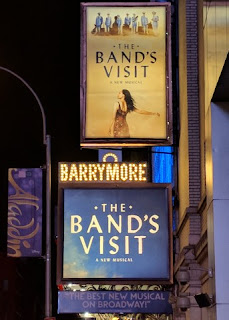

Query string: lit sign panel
8 168 43 257
80 2 172 147
57 183 172 284
59 162 148 183
98 150 122 162
58 290 173 314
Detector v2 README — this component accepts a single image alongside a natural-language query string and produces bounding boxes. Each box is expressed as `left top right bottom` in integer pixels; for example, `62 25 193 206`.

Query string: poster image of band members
91 8 160 36
83 5 169 141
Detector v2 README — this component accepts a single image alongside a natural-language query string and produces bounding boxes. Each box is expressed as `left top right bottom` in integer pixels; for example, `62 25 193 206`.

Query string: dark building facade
174 1 229 319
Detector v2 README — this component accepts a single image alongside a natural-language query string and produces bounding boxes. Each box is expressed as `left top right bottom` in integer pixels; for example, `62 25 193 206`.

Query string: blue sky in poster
63 188 170 280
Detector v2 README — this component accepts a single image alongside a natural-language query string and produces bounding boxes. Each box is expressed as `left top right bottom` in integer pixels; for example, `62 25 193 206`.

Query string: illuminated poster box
57 182 173 284
80 2 172 147
58 290 173 314
59 162 148 183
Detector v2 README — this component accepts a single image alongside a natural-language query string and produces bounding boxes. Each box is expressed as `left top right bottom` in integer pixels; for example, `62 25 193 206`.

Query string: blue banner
7 168 43 257
58 290 172 314
63 187 171 280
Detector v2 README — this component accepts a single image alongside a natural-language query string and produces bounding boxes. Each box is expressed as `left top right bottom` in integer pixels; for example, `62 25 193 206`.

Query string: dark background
0 1 98 163
0 1 99 247
0 2 98 319
0 1 175 319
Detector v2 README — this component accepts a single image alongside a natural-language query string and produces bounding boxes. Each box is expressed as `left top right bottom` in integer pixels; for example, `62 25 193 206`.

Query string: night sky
0 2 171 319
0 2 101 318
1 1 99 163
0 1 100 248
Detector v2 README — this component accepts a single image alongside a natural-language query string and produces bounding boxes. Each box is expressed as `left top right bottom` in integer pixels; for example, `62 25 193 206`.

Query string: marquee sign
57 166 173 284
59 162 148 183
58 290 173 314
80 2 172 147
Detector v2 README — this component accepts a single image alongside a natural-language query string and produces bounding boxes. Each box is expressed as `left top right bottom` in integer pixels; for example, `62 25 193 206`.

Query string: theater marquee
57 162 173 285
59 162 148 183
80 2 172 147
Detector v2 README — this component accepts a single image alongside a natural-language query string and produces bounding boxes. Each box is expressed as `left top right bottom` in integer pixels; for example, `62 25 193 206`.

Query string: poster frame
56 182 173 285
80 2 173 147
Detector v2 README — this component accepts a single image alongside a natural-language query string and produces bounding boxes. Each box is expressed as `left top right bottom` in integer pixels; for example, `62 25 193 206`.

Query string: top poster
80 2 172 147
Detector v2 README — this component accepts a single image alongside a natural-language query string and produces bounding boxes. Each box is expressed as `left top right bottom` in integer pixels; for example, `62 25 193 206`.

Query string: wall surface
207 102 229 320
204 1 229 114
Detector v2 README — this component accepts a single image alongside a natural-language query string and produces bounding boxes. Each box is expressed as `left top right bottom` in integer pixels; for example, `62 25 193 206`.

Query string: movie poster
81 3 172 146
62 187 172 281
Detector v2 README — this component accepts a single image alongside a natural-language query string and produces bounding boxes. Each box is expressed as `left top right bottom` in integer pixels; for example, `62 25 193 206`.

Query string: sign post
0 66 53 320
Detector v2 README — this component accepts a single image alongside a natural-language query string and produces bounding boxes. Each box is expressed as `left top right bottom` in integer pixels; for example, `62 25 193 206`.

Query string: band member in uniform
124 13 131 26
152 11 159 34
95 12 103 34
132 13 138 33
141 12 148 34
105 13 112 33
116 15 122 35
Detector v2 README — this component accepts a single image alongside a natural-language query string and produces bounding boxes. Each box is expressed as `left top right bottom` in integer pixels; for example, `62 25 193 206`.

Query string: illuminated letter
106 164 119 181
149 215 160 233
125 235 129 254
109 236 119 254
107 215 122 233
88 164 98 181
134 235 146 254
99 236 104 254
60 164 68 181
79 164 88 181
129 164 138 181
127 215 142 233
71 215 82 233
101 204 107 212
120 164 128 181
110 204 117 212
87 215 103 233
69 164 79 181
80 236 94 254
97 164 106 180
138 163 147 181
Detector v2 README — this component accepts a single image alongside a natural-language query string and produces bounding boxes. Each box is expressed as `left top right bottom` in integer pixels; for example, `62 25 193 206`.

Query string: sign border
80 2 173 147
58 290 173 314
57 182 173 285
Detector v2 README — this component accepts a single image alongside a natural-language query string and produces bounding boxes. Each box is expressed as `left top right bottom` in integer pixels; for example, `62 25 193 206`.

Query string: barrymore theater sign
59 162 148 182
57 161 172 283
57 160 173 314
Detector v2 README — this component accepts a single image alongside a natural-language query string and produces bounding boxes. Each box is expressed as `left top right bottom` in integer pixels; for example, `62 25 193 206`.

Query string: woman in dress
109 89 160 138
